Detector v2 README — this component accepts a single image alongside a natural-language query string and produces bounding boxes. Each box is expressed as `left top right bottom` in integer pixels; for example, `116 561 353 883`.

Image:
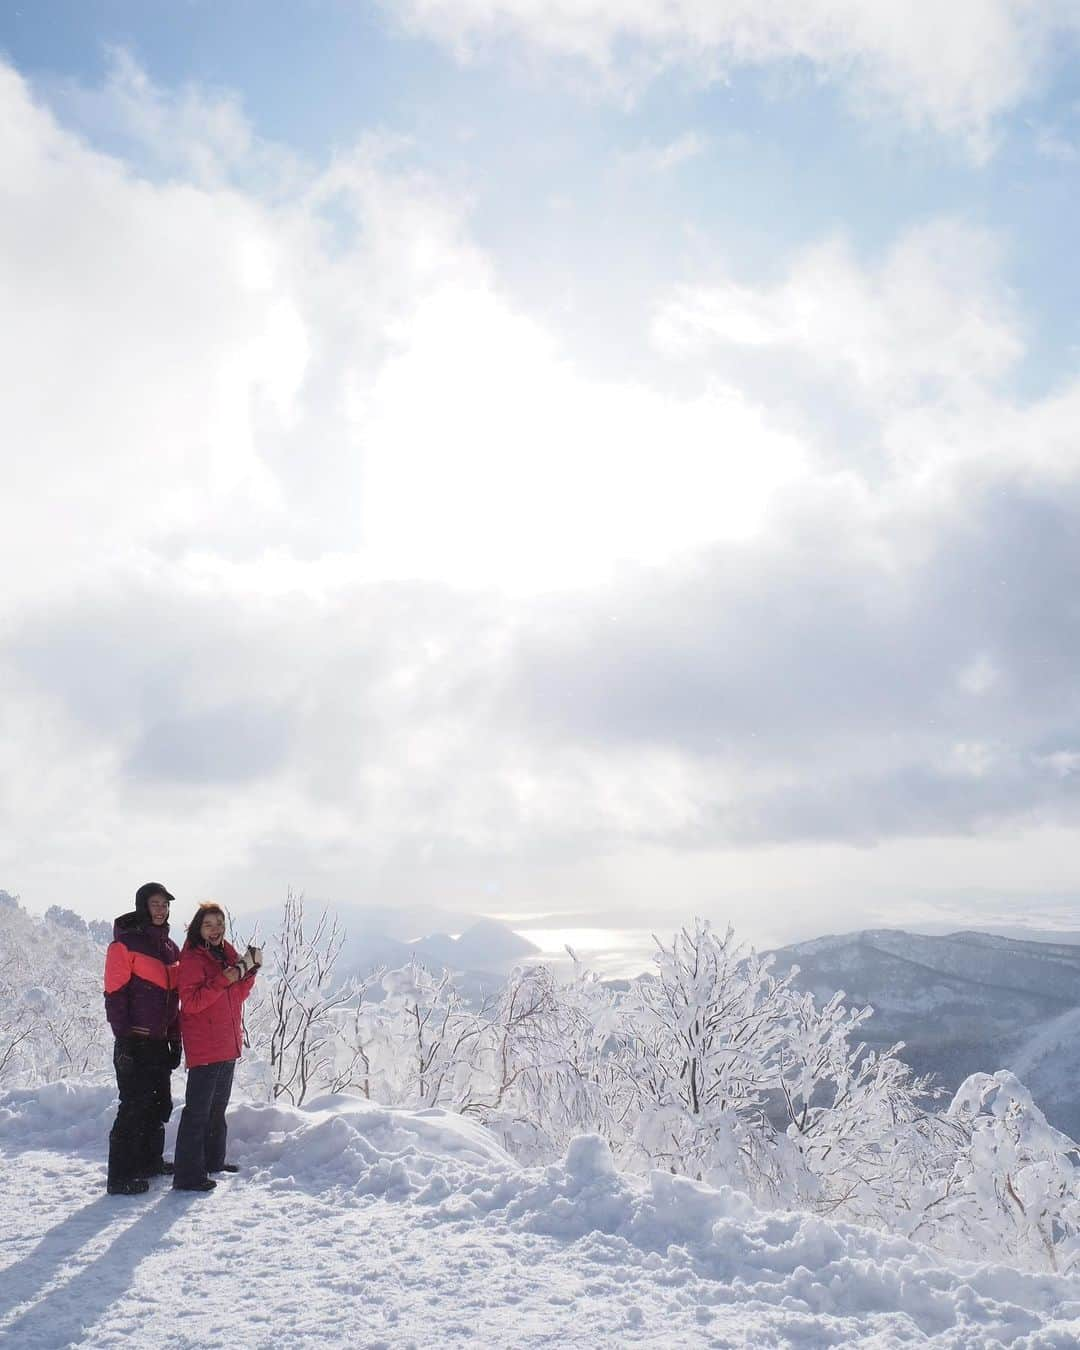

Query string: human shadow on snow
0 1194 122 1323
0 1190 182 1346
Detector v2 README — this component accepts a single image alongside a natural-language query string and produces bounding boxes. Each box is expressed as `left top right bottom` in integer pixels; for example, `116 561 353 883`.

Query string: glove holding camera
234 945 262 978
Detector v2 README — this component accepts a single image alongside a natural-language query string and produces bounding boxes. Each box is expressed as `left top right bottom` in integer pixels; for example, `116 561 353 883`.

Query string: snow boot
173 1177 217 1193
139 1160 175 1177
210 1163 239 1173
107 1177 150 1195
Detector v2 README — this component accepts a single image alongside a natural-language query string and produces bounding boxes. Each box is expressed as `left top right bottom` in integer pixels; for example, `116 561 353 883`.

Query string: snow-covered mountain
231 899 480 947
336 916 540 985
414 917 540 969
769 928 1080 1136
230 900 540 985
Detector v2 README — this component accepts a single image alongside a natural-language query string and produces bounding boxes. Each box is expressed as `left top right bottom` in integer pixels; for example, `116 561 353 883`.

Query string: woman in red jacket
173 903 259 1193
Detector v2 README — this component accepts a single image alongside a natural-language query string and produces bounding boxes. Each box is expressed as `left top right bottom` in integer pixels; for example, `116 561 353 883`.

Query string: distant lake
516 927 658 979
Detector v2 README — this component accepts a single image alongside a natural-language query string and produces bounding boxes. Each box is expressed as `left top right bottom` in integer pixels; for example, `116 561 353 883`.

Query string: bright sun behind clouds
1 0 1079 931
355 282 808 592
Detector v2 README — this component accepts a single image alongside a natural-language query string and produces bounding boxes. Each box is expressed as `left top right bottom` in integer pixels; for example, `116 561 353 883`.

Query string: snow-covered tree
243 891 361 1105
616 922 794 1187
769 988 940 1221
88 919 112 945
911 1071 1080 1273
0 896 109 1083
373 961 484 1109
466 959 625 1163
44 905 89 935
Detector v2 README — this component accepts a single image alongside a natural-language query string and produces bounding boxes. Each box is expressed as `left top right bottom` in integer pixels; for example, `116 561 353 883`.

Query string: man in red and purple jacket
103 882 181 1194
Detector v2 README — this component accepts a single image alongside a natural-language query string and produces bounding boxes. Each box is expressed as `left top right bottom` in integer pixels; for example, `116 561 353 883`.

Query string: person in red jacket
172 902 260 1193
103 882 181 1194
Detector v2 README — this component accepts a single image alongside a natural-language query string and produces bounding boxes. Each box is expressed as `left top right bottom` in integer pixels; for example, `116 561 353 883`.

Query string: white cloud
4 53 1080 928
0 62 305 608
651 216 1080 505
354 279 808 589
0 54 813 911
957 653 1000 696
616 129 709 173
3 61 806 601
653 221 1023 405
1034 126 1079 161
386 0 1080 155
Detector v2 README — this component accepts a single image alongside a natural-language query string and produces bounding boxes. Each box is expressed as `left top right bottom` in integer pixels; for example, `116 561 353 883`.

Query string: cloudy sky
2 1 1079 945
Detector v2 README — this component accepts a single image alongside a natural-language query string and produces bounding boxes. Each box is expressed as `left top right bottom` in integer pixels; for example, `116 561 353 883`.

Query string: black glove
167 1039 182 1070
114 1037 135 1071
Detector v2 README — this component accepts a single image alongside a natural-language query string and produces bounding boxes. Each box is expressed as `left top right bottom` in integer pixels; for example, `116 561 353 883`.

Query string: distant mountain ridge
223 900 542 1005
768 928 1080 1140
410 919 540 970
330 915 540 990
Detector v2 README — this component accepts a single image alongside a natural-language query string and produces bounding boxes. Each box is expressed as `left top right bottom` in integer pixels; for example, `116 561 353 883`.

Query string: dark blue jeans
173 1060 236 1187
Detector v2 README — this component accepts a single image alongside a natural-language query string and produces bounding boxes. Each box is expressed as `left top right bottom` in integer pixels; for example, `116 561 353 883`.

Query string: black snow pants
106 1037 174 1185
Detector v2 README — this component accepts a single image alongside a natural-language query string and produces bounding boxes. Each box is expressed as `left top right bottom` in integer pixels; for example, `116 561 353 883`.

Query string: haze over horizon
3 3 1079 941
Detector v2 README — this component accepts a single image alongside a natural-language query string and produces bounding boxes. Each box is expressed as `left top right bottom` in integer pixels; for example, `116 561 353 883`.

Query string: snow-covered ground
2 1085 1080 1349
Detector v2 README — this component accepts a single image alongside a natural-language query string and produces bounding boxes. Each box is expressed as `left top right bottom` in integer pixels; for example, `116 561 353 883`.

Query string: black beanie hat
135 882 175 917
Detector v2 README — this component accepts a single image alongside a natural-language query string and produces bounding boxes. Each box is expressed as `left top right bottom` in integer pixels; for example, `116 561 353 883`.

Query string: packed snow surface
2 1085 1080 1348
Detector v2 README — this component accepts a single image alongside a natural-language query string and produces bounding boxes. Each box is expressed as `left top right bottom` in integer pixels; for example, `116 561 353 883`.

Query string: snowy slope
3 1085 1080 1348
1007 1005 1080 1143
769 929 1080 1136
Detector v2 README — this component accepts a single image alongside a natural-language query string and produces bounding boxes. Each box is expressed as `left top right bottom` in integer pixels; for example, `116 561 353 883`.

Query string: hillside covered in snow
770 928 1080 1138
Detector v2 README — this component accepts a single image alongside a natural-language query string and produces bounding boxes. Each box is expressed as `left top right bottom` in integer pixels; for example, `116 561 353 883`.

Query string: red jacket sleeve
103 942 133 1037
177 950 233 1015
223 942 256 1002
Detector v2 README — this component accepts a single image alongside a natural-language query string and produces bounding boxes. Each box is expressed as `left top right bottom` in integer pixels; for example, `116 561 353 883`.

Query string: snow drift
3 1082 1080 1347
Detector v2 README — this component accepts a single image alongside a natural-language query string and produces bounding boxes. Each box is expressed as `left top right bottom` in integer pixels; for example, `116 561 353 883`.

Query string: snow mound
217 1098 1080 1343
5 1083 1080 1345
225 1092 517 1199
218 1102 1080 1341
0 1079 116 1151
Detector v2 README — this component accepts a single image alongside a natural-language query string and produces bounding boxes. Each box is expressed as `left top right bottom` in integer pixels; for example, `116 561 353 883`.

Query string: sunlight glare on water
517 928 657 978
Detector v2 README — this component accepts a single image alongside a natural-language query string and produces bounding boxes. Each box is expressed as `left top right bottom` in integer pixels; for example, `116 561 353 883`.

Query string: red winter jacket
177 941 256 1068
103 913 180 1040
